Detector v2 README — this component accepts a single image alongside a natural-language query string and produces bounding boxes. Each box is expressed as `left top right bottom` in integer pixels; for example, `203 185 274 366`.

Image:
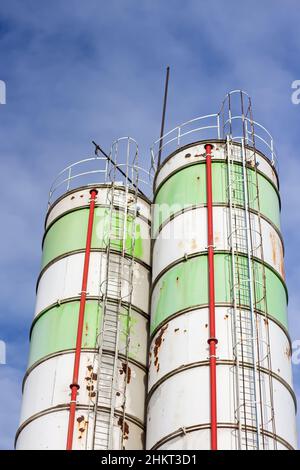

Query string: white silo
16 138 152 450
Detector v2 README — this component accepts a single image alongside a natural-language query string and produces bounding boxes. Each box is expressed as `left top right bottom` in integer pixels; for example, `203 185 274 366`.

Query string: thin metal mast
157 66 170 167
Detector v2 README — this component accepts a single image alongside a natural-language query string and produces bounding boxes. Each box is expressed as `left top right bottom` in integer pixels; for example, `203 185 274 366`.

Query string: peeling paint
77 415 88 440
117 416 129 441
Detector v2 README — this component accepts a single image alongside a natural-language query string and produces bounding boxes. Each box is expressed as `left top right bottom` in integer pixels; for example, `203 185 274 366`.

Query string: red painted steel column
66 188 98 450
205 144 218 450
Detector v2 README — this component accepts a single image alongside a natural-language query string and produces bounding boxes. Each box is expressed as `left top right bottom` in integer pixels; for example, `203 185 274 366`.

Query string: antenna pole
157 66 170 167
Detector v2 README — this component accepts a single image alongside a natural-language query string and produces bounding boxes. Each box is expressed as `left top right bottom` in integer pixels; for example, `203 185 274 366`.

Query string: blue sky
0 0 300 449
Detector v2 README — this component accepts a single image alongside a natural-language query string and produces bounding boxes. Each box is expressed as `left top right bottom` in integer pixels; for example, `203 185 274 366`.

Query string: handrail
150 90 278 174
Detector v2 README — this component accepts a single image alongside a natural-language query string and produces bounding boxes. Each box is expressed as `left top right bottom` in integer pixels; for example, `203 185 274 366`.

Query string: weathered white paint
20 352 146 426
146 364 296 450
35 252 151 317
16 408 144 450
152 207 284 282
154 142 278 191
47 185 151 229
148 307 293 392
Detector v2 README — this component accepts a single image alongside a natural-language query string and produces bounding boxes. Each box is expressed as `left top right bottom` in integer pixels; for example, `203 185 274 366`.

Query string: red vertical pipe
205 144 218 450
66 188 98 450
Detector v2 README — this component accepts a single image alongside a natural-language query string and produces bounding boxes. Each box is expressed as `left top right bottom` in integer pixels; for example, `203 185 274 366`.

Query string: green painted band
150 253 287 333
153 139 279 192
46 183 152 229
41 207 148 269
153 162 281 235
28 300 147 369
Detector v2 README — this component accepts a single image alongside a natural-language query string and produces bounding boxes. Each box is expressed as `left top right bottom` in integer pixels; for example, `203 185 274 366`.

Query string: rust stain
195 152 205 158
284 346 292 358
117 416 129 440
191 238 197 250
269 232 277 267
82 321 89 347
77 415 88 439
119 362 131 384
263 318 269 326
153 324 168 372
224 314 229 320
279 244 285 280
85 363 97 398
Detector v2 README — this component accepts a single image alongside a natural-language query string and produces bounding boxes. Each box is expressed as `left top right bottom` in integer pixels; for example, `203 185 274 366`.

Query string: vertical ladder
227 136 262 449
246 105 277 449
85 138 139 450
91 184 136 450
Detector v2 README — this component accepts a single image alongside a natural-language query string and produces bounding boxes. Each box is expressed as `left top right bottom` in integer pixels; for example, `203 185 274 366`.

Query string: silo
16 138 152 450
147 91 297 450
